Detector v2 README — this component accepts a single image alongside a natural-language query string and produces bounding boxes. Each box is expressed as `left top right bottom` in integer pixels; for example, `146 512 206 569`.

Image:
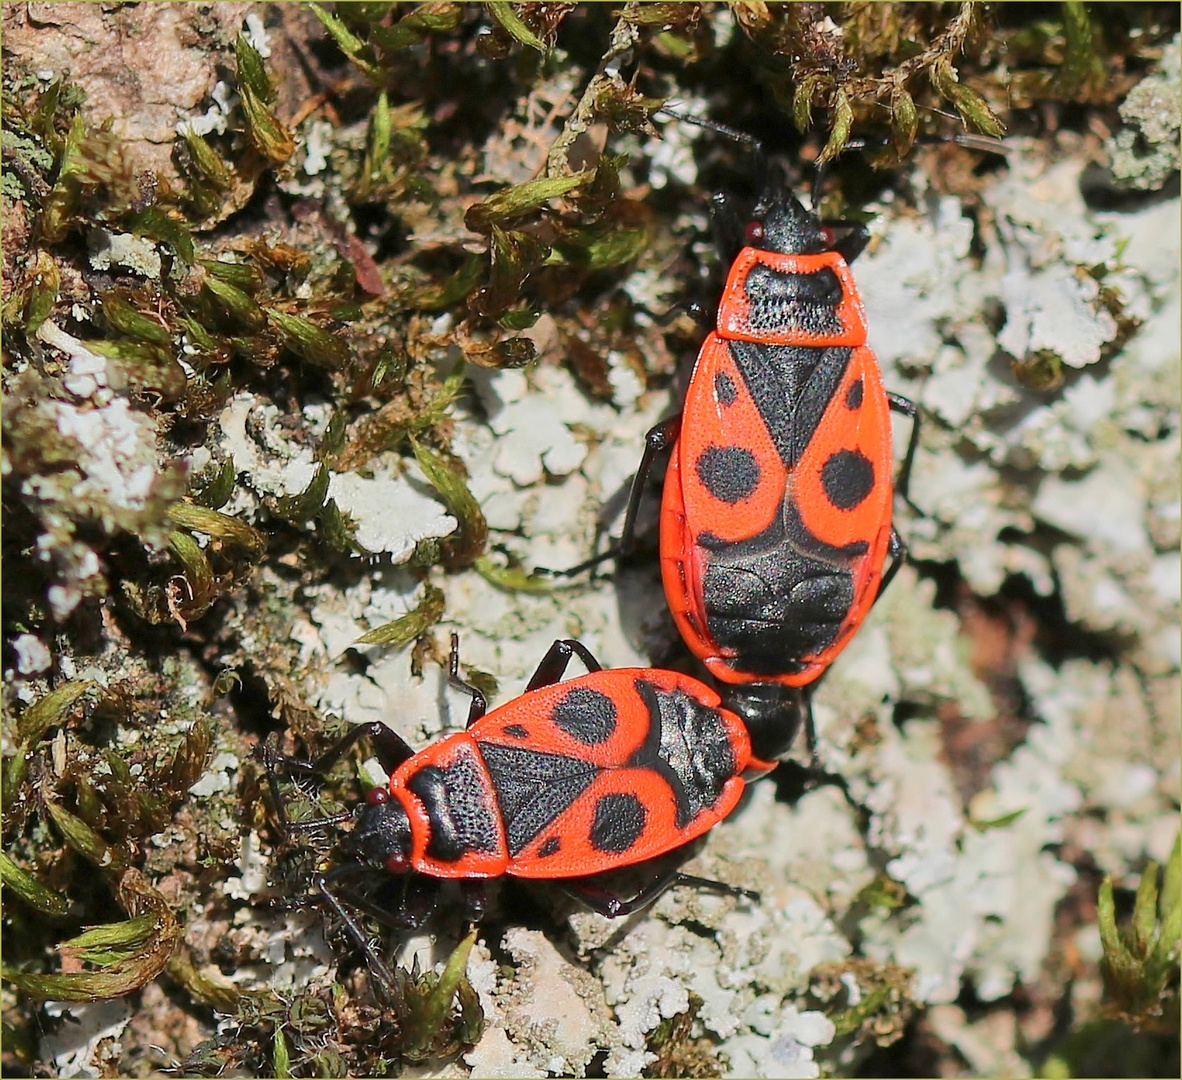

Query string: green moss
235 35 294 164
410 439 488 568
3 4 1178 1073
739 2 1004 160
355 583 445 647
397 929 484 1062
809 959 917 1049
2 872 182 1001
645 993 727 1078
0 852 70 916
474 554 557 594
1098 830 1181 1030
1 665 222 1010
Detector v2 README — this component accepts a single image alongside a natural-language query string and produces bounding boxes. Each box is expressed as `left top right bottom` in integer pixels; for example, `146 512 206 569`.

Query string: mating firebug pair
258 115 989 999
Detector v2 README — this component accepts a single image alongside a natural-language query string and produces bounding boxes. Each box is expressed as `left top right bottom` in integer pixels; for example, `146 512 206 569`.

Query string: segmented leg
536 415 682 578
566 867 759 918
312 870 406 1010
875 527 908 602
256 721 415 780
819 218 871 264
709 189 748 264
651 298 711 328
255 721 415 835
887 391 921 509
447 633 488 729
524 638 603 692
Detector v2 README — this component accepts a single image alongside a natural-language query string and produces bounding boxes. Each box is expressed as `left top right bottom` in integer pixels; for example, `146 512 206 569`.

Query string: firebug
544 117 955 764
258 635 768 995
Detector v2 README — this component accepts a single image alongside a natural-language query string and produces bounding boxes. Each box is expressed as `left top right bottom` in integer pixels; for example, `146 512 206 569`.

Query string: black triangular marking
728 341 851 467
477 742 601 857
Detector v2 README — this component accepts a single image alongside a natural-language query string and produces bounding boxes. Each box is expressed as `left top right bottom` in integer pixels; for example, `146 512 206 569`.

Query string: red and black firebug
258 635 768 996
545 116 943 765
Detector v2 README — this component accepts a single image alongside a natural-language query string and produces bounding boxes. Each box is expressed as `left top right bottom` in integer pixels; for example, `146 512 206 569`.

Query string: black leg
460 880 491 923
792 522 907 787
255 722 416 836
332 885 427 934
802 688 819 769
887 391 921 510
814 133 1006 201
447 632 487 729
651 298 712 329
535 415 682 578
670 873 760 907
280 810 354 834
709 190 747 264
319 864 440 935
259 753 297 835
819 218 871 264
810 161 832 222
311 870 405 1010
757 681 841 792
256 721 415 780
876 527 907 602
525 638 603 692
566 868 759 918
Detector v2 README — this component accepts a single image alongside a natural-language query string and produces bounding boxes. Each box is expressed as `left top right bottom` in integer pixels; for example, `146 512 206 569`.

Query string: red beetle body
259 640 768 995
350 666 769 882
546 180 916 763
258 633 765 997
661 209 896 695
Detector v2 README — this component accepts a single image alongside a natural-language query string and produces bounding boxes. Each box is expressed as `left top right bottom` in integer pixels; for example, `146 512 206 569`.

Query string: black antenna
813 131 1011 211
658 104 1009 211
656 105 769 195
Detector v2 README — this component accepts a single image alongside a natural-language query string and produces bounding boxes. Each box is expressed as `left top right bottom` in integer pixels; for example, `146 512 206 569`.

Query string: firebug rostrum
547 127 923 765
258 636 769 993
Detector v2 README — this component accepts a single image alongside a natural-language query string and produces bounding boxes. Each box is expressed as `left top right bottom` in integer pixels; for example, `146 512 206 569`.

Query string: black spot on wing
821 449 875 510
714 371 737 406
696 445 760 504
502 724 529 739
589 792 646 854
477 742 599 857
538 836 561 858
551 687 617 745
845 377 863 410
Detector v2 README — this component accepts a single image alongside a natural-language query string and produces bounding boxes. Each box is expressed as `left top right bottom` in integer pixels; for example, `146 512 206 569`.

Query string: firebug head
342 795 413 872
747 193 828 256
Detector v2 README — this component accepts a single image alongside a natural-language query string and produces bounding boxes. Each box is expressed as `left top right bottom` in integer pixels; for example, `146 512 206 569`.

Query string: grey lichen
4 353 185 618
1105 33 1181 191
3 5 1179 1078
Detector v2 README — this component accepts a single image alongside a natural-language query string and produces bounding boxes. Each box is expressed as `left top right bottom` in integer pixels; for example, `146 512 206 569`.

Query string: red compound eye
366 786 390 806
384 852 409 874
819 225 837 248
744 220 764 244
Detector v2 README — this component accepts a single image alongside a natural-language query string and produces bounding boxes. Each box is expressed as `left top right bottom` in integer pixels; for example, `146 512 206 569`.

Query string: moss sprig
1098 831 1181 1031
